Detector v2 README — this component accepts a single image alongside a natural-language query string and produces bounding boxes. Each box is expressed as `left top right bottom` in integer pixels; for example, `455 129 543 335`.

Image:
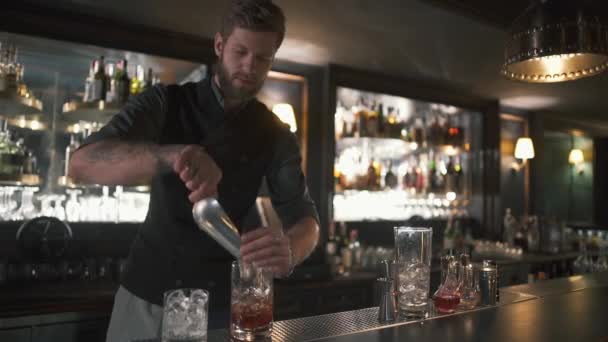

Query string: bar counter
201 272 608 342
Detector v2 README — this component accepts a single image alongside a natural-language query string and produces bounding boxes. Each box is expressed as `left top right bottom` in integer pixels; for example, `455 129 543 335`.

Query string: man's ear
214 32 223 58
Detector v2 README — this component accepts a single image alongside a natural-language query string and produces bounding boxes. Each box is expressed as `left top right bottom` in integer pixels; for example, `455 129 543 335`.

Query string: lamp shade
568 149 584 164
272 103 297 133
515 137 535 160
502 0 608 83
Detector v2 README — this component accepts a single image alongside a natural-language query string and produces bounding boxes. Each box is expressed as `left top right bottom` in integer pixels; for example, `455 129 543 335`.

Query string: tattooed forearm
69 139 185 185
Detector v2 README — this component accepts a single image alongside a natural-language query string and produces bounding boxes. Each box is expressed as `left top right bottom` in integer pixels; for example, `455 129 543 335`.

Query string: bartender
68 0 320 340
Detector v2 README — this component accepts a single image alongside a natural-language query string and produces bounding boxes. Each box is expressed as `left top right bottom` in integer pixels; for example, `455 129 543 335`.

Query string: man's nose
242 54 256 74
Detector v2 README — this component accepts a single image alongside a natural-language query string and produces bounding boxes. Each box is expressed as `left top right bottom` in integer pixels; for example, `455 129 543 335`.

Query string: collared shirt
82 78 319 229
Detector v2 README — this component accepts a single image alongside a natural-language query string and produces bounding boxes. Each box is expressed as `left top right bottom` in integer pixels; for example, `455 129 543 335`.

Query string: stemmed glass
65 189 82 222
11 187 38 220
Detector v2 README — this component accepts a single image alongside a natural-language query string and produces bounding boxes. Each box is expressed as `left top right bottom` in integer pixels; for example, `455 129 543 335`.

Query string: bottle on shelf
115 59 131 104
355 97 368 138
339 222 352 274
428 158 438 193
326 221 338 260
428 116 443 146
443 215 456 251
349 229 362 271
83 60 95 102
454 156 463 194
144 67 154 92
0 43 8 92
445 157 457 193
384 161 398 189
91 56 107 102
366 101 379 137
131 65 145 95
527 216 540 253
64 134 81 178
377 102 385 137
502 208 517 246
367 159 380 190
413 118 425 147
514 215 528 251
3 43 18 91
105 62 116 103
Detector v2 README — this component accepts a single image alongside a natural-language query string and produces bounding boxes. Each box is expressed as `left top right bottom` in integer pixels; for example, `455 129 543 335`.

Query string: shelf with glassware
0 36 190 224
333 86 474 222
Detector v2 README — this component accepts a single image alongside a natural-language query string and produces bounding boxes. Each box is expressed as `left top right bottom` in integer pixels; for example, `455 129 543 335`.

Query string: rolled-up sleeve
266 127 319 229
80 85 168 147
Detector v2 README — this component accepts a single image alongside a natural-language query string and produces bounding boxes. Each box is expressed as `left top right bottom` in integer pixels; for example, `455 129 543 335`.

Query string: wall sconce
568 149 585 174
272 103 297 133
512 137 535 171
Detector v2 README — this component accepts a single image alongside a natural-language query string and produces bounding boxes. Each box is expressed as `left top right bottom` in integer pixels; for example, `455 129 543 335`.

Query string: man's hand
173 145 222 203
240 228 293 278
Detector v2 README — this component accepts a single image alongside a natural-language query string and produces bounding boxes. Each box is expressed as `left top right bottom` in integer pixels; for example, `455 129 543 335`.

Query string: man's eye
235 49 247 55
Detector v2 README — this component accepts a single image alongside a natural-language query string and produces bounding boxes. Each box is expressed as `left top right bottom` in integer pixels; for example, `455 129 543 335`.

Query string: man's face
214 27 278 102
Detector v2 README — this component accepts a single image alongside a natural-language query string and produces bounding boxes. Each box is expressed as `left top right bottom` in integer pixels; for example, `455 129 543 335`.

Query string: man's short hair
220 0 286 48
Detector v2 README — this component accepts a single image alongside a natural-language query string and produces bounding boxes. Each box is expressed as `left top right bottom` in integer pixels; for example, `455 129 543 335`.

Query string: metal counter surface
314 287 608 342
204 283 537 342
135 273 607 342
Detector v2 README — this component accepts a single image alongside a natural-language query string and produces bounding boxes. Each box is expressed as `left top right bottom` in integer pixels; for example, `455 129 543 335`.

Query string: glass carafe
457 263 480 310
433 259 461 314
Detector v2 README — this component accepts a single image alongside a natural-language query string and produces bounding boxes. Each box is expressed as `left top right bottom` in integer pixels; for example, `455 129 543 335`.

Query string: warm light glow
29 120 41 130
514 137 535 160
446 192 457 201
272 103 297 133
569 149 584 165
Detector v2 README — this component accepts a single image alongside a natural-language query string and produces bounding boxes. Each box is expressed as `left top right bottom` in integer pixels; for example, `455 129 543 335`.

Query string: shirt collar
210 75 225 109
210 74 254 114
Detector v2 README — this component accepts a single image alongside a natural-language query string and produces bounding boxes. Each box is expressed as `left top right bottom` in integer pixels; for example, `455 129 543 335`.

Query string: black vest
121 78 284 310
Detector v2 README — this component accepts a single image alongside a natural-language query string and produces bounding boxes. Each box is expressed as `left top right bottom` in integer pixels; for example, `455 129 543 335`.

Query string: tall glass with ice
161 288 209 342
230 261 273 341
394 227 432 318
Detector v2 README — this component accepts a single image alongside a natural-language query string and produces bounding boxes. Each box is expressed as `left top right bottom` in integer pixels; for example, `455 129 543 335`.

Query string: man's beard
215 57 263 104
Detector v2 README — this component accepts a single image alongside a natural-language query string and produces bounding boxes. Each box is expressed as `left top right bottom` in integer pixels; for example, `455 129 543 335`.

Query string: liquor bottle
91 56 107 101
0 43 7 92
339 222 352 273
445 157 457 193
349 229 362 271
428 159 438 192
387 106 398 139
355 97 368 138
367 159 380 190
83 60 95 102
443 215 456 251
5 44 18 91
455 156 463 194
415 166 425 194
115 59 131 104
64 134 81 177
502 208 517 246
366 102 379 137
527 216 540 252
384 161 398 189
413 118 425 147
377 102 385 137
429 116 442 146
326 221 338 259
105 63 116 103
130 65 145 95
514 216 528 251
144 67 154 91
